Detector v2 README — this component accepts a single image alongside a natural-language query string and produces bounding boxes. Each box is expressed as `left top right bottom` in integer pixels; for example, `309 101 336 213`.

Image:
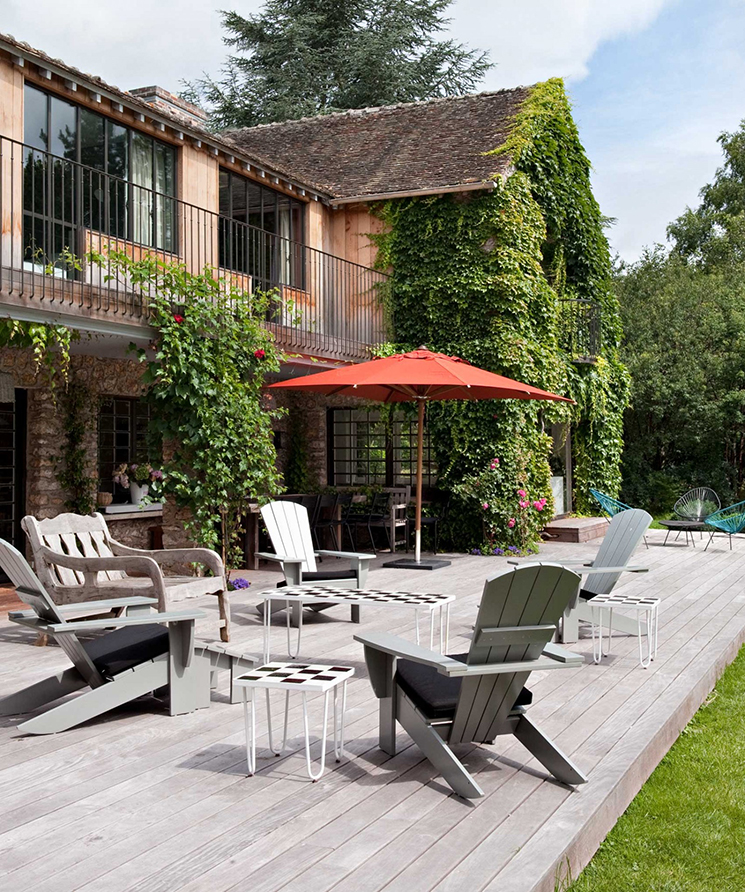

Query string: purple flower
230 577 251 590
507 545 520 553
493 547 504 556
470 548 483 555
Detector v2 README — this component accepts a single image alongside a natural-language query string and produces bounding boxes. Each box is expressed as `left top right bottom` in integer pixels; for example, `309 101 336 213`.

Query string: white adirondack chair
23 512 231 641
257 500 375 623
0 537 214 734
560 508 652 643
355 563 588 799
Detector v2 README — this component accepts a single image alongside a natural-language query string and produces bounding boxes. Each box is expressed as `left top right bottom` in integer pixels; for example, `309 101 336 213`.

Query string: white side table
589 593 660 668
259 585 454 662
234 662 354 781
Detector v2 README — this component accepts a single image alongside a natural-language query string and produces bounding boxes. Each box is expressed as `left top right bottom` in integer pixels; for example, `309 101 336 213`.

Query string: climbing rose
517 489 527 498
254 349 266 359
519 500 529 509
508 518 516 528
173 314 184 324
482 502 489 510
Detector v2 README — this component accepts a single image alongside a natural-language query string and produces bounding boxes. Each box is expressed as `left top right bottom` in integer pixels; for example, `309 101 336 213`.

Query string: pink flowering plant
113 463 163 488
453 445 553 554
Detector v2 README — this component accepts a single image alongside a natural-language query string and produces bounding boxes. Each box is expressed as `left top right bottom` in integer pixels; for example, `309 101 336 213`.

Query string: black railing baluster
0 134 389 360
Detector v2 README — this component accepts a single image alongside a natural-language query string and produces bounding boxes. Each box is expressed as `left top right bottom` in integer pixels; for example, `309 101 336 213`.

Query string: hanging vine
55 381 97 515
372 78 629 550
0 319 73 386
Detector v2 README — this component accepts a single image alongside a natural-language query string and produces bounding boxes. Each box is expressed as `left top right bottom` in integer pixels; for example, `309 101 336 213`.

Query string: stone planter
130 482 149 505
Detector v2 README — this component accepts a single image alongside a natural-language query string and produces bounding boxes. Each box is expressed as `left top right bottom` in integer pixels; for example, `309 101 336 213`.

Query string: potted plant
113 463 163 505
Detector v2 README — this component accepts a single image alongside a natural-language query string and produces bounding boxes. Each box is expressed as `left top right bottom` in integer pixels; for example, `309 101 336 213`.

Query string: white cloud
2 0 233 94
449 0 675 87
4 0 674 95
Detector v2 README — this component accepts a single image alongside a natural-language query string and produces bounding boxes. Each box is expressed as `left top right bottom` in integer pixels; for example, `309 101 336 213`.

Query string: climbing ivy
0 319 73 385
372 78 628 549
55 381 97 516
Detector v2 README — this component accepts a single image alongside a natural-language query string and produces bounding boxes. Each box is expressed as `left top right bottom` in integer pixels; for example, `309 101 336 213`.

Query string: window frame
97 396 156 500
328 408 437 489
23 82 179 256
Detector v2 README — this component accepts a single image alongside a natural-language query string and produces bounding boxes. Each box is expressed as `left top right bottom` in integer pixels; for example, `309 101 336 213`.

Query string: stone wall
2 345 366 556
0 347 182 549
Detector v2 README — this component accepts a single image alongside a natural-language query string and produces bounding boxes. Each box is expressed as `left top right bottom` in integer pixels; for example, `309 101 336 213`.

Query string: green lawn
566 643 745 892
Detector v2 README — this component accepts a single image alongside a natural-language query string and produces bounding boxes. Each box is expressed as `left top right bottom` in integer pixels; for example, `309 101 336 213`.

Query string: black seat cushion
276 568 356 588
83 623 170 678
396 653 532 720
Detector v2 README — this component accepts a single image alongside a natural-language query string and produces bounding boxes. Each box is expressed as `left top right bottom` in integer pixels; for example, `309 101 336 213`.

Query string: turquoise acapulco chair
704 500 745 551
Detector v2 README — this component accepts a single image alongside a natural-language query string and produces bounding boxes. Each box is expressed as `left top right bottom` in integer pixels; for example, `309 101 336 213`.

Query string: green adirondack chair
354 563 588 799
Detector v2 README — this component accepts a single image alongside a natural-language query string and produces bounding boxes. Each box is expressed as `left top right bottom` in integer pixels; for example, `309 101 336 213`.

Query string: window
22 83 178 269
218 168 304 288
98 397 158 500
329 409 436 488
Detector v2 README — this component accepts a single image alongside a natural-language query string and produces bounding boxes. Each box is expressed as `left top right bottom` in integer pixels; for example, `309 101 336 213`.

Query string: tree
668 121 745 267
617 249 745 513
186 0 492 129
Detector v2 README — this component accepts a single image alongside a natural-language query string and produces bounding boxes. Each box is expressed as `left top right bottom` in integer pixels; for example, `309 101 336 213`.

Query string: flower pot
130 482 149 505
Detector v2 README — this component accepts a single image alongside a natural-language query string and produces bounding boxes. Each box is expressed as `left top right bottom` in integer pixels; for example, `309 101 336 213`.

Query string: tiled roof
225 87 533 201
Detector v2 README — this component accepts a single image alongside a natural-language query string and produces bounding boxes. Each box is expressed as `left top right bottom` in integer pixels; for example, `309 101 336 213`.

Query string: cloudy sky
4 0 744 260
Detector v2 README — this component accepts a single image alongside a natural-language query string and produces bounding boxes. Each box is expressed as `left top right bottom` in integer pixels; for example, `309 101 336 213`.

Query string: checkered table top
234 662 354 692
589 592 660 609
261 585 454 608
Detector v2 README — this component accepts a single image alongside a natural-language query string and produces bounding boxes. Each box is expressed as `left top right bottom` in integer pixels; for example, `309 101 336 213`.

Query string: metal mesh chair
705 500 745 550
589 489 632 520
673 488 720 522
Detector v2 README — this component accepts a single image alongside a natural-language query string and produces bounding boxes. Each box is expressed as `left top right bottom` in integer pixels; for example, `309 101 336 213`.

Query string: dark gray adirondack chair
258 500 375 624
0 538 217 734
560 508 652 643
355 563 587 799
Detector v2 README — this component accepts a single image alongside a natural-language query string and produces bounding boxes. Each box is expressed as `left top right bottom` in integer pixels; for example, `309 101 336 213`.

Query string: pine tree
185 0 492 129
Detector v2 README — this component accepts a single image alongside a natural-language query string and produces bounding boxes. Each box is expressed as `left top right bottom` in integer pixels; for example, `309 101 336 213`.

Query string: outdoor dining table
259 584 455 662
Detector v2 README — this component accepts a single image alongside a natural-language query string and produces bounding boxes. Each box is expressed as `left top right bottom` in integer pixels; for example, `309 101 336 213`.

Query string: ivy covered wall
373 78 629 550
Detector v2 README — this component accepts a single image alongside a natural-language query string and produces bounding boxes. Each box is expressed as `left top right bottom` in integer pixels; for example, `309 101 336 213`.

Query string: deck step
544 516 608 543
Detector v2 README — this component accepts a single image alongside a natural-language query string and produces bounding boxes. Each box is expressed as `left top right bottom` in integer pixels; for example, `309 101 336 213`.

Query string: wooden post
415 399 425 563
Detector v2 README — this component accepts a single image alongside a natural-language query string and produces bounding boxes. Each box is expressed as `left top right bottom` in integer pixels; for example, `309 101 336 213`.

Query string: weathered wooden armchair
22 512 231 641
0 537 214 734
355 563 588 799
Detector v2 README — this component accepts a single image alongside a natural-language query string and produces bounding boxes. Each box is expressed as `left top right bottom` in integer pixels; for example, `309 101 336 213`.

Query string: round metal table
658 519 708 547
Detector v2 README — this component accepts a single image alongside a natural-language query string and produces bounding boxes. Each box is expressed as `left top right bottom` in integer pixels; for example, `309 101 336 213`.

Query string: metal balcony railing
0 135 389 361
558 298 601 362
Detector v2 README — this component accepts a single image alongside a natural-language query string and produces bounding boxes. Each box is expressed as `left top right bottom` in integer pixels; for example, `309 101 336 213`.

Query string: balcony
0 136 389 361
558 298 601 362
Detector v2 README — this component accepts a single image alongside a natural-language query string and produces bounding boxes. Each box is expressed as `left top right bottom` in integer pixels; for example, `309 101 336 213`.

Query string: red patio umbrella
269 348 572 568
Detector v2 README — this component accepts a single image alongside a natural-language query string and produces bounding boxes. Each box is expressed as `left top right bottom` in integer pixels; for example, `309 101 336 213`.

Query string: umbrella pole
415 399 425 564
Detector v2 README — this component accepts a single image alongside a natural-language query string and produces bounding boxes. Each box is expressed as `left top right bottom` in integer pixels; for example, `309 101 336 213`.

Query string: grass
566 643 745 891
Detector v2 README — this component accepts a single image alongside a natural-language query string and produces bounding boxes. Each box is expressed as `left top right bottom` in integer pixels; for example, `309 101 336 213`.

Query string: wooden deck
1 530 744 891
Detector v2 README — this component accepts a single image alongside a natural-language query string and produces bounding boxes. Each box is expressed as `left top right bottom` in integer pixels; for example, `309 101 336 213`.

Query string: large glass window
218 168 304 288
329 409 436 488
22 83 178 270
98 397 160 501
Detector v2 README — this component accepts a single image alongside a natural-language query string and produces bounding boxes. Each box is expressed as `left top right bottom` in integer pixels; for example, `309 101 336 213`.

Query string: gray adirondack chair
0 537 217 734
23 512 231 641
258 500 375 624
354 563 588 799
560 508 652 643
